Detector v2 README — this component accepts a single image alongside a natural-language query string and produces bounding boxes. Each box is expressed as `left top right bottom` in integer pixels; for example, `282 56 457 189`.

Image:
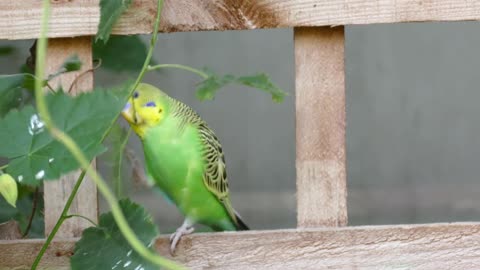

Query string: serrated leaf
0 84 131 186
0 75 24 117
236 73 288 103
196 71 235 101
94 35 151 73
96 0 133 43
71 199 158 270
195 69 288 102
0 174 18 208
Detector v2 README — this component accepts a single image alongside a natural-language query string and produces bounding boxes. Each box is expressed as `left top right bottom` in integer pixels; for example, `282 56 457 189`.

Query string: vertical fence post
43 37 98 237
295 27 347 228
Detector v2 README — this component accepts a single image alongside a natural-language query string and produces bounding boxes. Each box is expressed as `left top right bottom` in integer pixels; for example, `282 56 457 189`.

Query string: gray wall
3 22 480 232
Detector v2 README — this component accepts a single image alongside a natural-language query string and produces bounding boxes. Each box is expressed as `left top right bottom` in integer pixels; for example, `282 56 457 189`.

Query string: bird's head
121 83 169 137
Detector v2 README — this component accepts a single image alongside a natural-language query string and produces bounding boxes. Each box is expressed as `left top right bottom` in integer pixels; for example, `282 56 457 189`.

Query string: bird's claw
169 225 194 255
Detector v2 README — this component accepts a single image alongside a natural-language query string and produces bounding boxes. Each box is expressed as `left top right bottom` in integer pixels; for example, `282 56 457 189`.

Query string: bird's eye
145 101 156 107
133 92 139 98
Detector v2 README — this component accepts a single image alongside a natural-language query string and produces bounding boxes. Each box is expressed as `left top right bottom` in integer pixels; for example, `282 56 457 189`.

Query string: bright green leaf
0 75 24 117
93 36 151 73
96 0 133 43
236 73 288 103
0 84 131 186
0 173 18 208
71 199 158 270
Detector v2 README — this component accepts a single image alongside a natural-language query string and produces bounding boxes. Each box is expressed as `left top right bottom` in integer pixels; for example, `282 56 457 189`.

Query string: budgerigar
121 83 249 254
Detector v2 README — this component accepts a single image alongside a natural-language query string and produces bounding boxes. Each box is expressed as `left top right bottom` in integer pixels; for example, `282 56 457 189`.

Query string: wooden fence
1 0 480 269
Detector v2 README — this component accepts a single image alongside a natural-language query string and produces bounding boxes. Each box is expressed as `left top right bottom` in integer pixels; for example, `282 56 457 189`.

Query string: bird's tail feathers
234 210 250 231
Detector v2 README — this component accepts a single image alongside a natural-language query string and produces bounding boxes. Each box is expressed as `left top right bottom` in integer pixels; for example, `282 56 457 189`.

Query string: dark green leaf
0 46 15 57
0 75 25 117
60 54 83 73
71 199 158 270
0 184 44 238
96 0 133 43
93 36 151 73
0 83 131 186
236 73 288 103
47 55 83 81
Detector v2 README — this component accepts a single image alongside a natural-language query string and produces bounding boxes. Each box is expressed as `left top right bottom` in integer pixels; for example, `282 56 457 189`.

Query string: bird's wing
197 123 239 224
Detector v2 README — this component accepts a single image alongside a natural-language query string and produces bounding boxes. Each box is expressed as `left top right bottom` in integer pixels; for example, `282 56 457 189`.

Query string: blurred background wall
2 22 480 231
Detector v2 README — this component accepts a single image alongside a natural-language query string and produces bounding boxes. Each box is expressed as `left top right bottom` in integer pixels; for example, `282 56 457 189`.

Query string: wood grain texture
0 238 74 270
2 223 480 269
2 0 480 40
295 27 347 228
43 37 98 238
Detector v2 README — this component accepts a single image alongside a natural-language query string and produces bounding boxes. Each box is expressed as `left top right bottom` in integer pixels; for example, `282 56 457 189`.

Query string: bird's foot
169 223 194 256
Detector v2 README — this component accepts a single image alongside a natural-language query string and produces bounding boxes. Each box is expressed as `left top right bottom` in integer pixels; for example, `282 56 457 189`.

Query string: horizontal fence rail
1 0 480 39
1 223 480 269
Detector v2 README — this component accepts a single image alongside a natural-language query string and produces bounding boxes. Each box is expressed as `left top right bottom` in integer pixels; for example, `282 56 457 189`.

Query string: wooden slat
1 0 480 40
43 37 98 238
2 223 480 269
295 27 347 228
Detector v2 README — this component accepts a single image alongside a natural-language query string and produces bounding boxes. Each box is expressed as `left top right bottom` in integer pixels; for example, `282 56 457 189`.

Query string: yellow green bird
121 83 249 253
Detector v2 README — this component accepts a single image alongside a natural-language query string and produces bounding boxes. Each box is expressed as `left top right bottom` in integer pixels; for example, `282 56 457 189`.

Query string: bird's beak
121 100 135 124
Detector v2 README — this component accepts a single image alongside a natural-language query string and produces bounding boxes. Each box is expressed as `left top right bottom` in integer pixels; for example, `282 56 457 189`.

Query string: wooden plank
2 0 480 40
43 37 98 238
2 223 480 269
295 27 347 228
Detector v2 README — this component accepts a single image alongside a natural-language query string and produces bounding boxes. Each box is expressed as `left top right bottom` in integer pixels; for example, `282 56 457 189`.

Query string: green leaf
71 199 158 270
93 36 151 73
60 54 83 73
96 0 133 43
0 173 18 208
0 75 24 117
47 55 83 82
0 84 131 186
196 71 235 101
0 184 44 238
236 73 288 103
195 69 288 102
0 46 15 57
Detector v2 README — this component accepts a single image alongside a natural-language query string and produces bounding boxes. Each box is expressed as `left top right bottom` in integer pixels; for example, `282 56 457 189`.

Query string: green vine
31 171 86 269
147 64 209 79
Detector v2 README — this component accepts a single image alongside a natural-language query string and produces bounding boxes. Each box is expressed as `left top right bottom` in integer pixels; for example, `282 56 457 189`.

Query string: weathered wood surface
295 27 347 228
1 223 480 269
2 0 480 40
43 37 98 238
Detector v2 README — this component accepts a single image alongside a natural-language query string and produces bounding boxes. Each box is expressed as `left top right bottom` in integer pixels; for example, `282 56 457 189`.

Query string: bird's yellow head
121 83 169 138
